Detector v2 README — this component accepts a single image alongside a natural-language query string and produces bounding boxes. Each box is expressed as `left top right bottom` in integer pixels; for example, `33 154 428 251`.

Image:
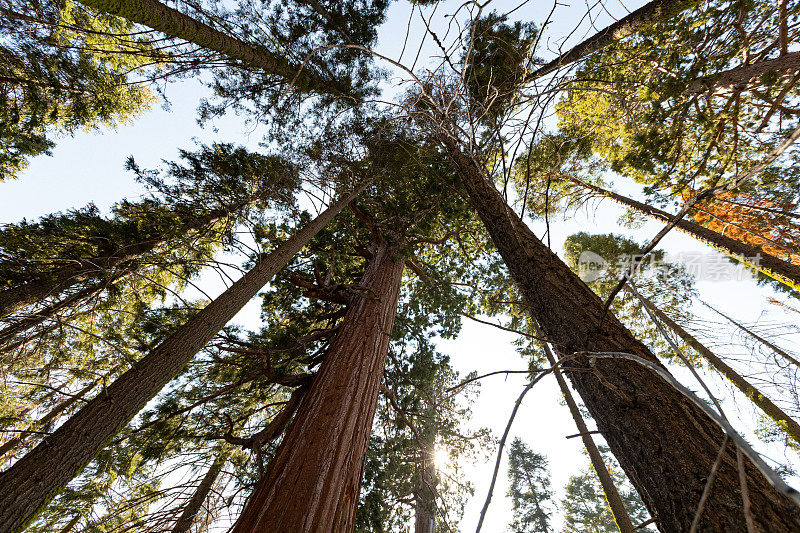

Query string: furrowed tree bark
0 182 368 533
0 206 236 319
75 0 341 95
536 326 636 533
442 139 800 531
526 0 700 81
171 452 227 533
0 380 98 462
571 177 800 292
629 288 800 446
232 244 405 532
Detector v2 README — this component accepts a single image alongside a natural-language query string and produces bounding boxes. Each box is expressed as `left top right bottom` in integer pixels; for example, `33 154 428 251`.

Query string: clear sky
2 0 799 531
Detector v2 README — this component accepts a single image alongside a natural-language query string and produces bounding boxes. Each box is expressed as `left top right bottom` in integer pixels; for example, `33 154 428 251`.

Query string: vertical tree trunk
443 141 800 531
629 288 800 445
0 379 98 461
232 244 405 532
414 462 436 533
571 177 800 292
0 183 367 533
172 452 227 533
414 403 437 533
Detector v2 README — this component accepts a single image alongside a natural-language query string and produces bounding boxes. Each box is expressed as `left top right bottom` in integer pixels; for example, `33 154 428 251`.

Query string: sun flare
433 444 450 473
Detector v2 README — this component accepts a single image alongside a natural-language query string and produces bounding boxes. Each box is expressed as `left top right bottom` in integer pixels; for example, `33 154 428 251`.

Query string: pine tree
506 438 553 533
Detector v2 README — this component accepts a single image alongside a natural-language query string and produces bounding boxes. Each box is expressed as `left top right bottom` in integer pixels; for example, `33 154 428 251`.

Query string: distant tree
506 438 553 533
562 447 653 533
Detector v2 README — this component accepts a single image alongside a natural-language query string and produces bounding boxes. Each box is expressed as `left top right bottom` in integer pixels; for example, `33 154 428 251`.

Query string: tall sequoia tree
231 120 488 530
0 177 368 532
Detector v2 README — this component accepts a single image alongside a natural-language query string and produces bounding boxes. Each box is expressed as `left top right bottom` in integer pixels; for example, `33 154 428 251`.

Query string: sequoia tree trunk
443 140 800 531
172 452 227 533
0 183 367 533
629 288 800 445
572 177 800 292
232 244 405 532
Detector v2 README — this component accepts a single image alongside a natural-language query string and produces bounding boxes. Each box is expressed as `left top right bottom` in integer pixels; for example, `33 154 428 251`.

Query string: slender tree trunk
57 515 81 533
171 452 227 533
0 380 98 461
414 402 437 533
75 0 339 95
414 460 436 533
701 300 800 370
526 0 699 80
571 177 800 292
629 288 800 445
232 244 405 532
536 326 635 533
0 183 367 533
443 140 800 531
0 207 231 319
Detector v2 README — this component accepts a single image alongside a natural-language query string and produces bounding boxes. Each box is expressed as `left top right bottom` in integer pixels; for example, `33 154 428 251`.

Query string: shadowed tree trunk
0 183 367 533
442 139 800 531
232 243 405 532
172 452 227 533
414 460 436 533
571 177 800 292
628 288 800 445
414 400 437 533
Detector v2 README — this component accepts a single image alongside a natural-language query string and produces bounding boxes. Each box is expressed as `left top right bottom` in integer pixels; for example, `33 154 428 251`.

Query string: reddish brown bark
0 183 366 533
443 140 800 531
232 244 405 532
